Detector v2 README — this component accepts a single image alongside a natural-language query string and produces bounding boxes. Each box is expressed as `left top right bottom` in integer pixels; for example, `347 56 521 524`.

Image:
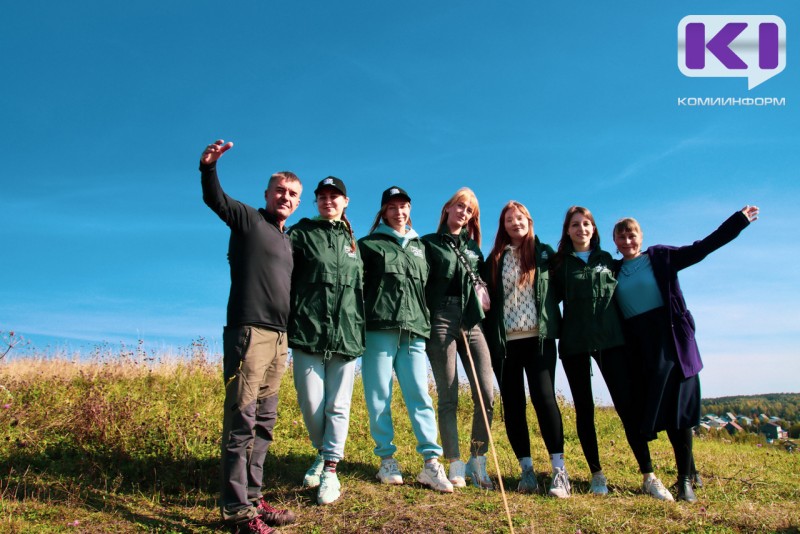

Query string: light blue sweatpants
361 329 443 460
292 349 357 462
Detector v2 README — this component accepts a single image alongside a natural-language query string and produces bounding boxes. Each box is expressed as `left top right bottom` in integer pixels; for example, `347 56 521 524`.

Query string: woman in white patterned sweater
483 201 569 497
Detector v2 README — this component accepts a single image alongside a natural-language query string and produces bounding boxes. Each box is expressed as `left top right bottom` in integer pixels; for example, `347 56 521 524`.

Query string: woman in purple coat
612 205 759 502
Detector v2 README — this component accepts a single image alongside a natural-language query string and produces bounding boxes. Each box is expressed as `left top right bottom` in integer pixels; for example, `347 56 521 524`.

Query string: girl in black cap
288 177 365 506
359 186 453 493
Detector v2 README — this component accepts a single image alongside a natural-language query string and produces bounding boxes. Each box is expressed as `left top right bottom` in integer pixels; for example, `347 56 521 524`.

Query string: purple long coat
642 211 751 378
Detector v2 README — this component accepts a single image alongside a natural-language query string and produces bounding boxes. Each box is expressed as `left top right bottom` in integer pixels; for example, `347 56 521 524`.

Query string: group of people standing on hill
200 139 759 534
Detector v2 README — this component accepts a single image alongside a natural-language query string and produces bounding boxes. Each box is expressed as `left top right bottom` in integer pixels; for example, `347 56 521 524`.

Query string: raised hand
200 139 234 165
741 205 759 222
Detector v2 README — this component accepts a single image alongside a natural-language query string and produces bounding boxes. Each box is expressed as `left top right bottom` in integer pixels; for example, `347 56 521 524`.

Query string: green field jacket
551 245 624 357
358 224 430 338
421 227 485 330
287 217 366 359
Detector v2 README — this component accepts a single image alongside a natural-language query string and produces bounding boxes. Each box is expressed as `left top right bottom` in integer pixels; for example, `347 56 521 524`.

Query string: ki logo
678 15 786 89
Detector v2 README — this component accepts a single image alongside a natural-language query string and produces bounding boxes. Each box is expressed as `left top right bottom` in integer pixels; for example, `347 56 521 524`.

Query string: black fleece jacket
201 161 293 331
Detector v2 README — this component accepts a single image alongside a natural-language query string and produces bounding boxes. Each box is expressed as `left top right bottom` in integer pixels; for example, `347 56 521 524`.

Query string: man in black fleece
200 139 302 534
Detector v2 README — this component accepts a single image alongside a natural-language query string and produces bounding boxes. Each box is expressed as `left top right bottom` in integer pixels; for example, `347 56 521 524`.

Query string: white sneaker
448 459 466 488
642 476 675 502
302 454 324 488
548 467 571 498
317 470 341 505
376 458 403 485
465 455 494 489
417 460 454 493
590 471 609 495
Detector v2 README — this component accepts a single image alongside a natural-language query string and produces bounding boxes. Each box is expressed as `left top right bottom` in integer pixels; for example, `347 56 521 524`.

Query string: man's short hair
267 171 301 191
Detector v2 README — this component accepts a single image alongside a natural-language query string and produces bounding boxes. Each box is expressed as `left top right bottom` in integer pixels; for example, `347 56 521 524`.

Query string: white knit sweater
501 246 539 340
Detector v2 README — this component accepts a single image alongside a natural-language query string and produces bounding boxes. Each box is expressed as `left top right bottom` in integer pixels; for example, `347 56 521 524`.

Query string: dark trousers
561 347 653 474
220 326 288 523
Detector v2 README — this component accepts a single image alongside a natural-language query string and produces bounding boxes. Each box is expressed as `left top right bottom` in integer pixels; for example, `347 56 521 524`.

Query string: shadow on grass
2 444 383 531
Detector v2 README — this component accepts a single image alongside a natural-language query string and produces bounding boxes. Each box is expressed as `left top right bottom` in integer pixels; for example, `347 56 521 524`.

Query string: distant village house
760 422 788 441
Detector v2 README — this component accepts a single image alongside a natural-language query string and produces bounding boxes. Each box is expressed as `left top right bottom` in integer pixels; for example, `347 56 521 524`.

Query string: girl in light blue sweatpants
362 331 442 461
357 186 452 492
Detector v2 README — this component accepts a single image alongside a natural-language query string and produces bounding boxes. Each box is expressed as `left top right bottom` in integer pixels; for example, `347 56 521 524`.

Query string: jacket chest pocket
592 267 616 298
388 251 429 280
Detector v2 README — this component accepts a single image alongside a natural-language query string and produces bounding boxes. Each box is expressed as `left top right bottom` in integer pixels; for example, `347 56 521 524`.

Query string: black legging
561 347 653 474
667 427 694 478
496 337 564 459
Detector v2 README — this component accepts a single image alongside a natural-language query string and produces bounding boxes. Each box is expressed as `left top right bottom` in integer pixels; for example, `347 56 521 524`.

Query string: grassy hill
1 351 798 533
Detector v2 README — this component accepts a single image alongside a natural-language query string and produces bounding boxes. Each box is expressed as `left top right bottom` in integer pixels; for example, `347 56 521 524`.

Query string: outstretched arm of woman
668 205 759 271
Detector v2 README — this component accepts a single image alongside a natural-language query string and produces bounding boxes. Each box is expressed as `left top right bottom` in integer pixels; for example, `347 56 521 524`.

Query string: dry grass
1 349 798 533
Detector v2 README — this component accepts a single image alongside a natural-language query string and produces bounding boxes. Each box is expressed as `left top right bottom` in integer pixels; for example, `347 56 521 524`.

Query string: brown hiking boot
231 516 276 534
256 497 296 526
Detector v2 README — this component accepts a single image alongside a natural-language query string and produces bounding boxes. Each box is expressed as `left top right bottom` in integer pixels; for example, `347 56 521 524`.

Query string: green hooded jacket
358 223 430 338
421 226 485 330
287 217 366 359
483 238 561 364
551 244 624 357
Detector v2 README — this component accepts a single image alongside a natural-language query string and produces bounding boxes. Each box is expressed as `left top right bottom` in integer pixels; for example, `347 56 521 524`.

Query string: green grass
1 352 798 533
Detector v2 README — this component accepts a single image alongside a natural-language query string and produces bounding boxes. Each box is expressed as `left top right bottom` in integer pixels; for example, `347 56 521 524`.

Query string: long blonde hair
438 187 482 246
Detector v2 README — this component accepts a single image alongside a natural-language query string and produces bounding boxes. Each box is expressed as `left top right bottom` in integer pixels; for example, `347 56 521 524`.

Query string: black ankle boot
676 476 697 503
692 471 703 489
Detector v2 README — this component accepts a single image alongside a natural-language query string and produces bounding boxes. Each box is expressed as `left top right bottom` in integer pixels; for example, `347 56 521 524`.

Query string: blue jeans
220 326 288 523
426 297 495 458
292 349 357 462
362 329 443 460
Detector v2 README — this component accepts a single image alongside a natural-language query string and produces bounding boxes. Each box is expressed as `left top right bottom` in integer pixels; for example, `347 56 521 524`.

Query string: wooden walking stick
460 329 515 534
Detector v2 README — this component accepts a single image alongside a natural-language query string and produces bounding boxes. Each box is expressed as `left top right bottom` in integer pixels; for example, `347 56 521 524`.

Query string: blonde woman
422 188 495 489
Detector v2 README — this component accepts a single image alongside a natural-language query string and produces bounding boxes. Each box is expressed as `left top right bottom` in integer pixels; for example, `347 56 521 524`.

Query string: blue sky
2 1 798 402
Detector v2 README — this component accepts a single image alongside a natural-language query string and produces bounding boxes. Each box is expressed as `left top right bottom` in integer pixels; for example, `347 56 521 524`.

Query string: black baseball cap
314 176 347 196
381 186 411 205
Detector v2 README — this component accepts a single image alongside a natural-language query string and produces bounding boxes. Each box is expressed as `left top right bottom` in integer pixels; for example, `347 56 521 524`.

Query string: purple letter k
686 22 748 70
